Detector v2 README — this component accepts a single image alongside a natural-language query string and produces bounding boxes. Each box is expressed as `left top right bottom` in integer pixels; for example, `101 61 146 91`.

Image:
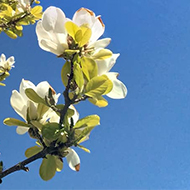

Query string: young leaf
25 88 47 105
25 145 43 158
92 49 112 60
88 96 108 107
81 57 97 81
39 155 56 181
55 156 63 172
73 63 84 91
3 118 30 127
31 6 43 19
85 75 113 98
4 30 17 39
78 26 92 47
73 115 100 129
61 61 71 87
37 103 49 119
77 144 90 153
65 21 80 40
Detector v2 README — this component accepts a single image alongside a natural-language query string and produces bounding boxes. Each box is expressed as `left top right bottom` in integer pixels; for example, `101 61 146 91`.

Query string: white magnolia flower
36 6 68 55
72 7 111 49
0 53 15 72
16 0 31 13
10 79 60 134
96 53 127 99
36 6 110 55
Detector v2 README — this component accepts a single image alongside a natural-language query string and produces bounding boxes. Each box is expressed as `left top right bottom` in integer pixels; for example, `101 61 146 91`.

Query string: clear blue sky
1 0 190 189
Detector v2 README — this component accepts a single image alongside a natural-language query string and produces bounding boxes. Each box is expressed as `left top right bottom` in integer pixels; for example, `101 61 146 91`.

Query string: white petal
16 126 29 134
27 101 37 120
90 16 105 42
97 53 120 76
19 79 35 100
88 38 111 49
73 8 95 27
42 6 66 33
106 72 127 99
0 54 6 62
36 81 50 98
6 56 15 67
66 148 80 171
10 90 27 120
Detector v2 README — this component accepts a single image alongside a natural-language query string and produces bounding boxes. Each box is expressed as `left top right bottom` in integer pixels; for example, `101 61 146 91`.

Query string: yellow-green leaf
73 63 84 91
88 96 108 107
74 115 100 129
3 118 30 127
78 25 91 47
39 155 56 181
85 75 113 98
25 145 43 158
37 103 49 119
77 144 90 153
81 57 97 81
55 156 63 172
4 30 17 39
65 21 80 40
92 49 112 60
61 61 71 87
31 5 43 19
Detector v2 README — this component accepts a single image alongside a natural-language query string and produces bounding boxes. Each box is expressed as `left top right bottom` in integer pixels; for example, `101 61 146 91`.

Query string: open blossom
10 79 60 134
0 53 15 72
36 6 110 56
96 52 127 99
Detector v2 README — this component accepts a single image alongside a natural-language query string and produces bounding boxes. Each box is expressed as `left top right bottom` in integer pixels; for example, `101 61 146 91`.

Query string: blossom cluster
3 5 127 181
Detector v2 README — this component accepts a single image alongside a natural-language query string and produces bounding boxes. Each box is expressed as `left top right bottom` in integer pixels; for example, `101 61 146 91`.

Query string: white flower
72 7 110 48
96 53 127 99
16 0 31 13
36 6 110 56
36 6 68 55
10 79 60 134
0 53 15 72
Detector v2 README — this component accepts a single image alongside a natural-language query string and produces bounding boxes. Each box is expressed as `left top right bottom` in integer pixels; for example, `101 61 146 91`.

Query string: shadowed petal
106 72 127 99
66 148 80 171
10 90 27 120
16 126 29 134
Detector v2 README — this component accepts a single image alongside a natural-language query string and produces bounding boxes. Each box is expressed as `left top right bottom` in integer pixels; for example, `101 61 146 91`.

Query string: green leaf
30 120 43 130
3 118 30 127
77 144 90 153
39 155 56 181
74 115 100 129
41 123 60 141
25 88 47 105
25 145 43 158
85 75 113 98
37 103 49 119
61 61 71 87
55 156 63 172
81 57 97 81
92 49 112 60
88 96 108 107
75 126 95 142
73 63 84 91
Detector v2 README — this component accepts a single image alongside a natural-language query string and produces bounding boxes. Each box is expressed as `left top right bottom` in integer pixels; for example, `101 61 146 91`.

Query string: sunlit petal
66 148 80 171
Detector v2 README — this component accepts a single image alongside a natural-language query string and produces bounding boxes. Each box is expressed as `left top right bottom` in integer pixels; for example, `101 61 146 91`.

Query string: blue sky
1 0 190 189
